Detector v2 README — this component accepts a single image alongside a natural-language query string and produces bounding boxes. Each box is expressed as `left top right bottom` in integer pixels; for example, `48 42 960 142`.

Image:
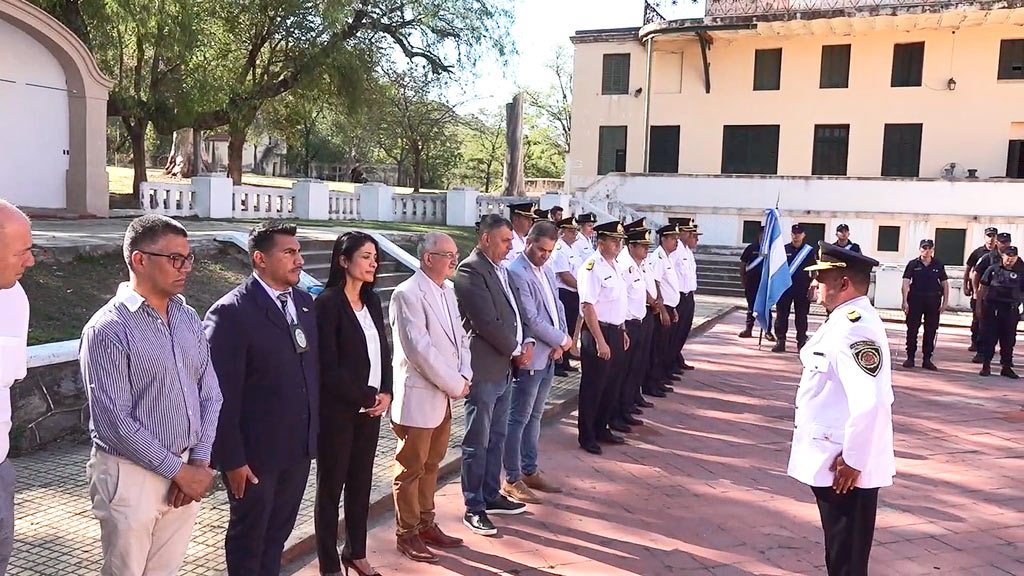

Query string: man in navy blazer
204 221 319 576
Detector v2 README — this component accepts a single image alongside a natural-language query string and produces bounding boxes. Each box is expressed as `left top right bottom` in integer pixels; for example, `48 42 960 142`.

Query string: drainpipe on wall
642 36 653 173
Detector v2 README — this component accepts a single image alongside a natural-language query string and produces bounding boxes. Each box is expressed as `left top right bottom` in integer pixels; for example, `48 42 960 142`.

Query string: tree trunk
227 123 246 185
163 128 211 178
502 93 525 197
253 142 259 174
125 117 149 197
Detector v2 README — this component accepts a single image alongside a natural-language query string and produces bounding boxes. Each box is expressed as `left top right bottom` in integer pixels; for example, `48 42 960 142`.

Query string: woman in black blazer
314 231 392 576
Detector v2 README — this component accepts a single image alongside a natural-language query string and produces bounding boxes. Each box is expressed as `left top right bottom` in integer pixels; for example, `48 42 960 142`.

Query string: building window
754 48 782 91
799 223 827 248
998 39 1024 80
648 126 680 173
598 126 627 175
722 125 780 175
602 54 631 95
742 220 762 244
877 226 901 252
812 124 850 176
1008 140 1024 178
891 42 924 87
935 228 966 266
820 44 851 89
881 123 923 177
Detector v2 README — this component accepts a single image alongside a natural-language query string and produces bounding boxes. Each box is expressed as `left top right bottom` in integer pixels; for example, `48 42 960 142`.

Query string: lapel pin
302 307 309 312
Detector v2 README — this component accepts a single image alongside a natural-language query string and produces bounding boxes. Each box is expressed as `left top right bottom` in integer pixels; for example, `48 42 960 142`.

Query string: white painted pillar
193 175 234 219
293 179 329 220
446 187 480 227
872 265 904 310
358 182 395 222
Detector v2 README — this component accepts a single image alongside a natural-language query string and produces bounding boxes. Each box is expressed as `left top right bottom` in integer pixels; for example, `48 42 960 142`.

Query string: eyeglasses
428 251 459 260
137 250 195 270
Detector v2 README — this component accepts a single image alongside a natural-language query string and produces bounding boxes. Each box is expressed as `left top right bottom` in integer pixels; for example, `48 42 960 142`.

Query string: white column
358 182 395 222
872 265 904 310
539 193 571 212
446 187 479 227
293 179 329 220
193 175 234 219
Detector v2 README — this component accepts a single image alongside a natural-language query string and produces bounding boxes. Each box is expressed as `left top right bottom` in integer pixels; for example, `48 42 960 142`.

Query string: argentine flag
753 208 792 334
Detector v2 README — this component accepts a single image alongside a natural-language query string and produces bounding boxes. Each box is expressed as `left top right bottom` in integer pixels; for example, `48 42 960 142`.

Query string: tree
523 116 565 180
525 45 572 155
457 109 506 193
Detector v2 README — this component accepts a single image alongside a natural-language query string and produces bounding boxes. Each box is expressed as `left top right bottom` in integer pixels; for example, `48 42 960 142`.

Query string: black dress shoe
622 414 643 426
738 328 754 338
980 362 992 376
972 354 984 364
968 344 978 352
629 406 643 415
485 494 527 515
637 399 655 408
581 443 603 455
902 357 915 369
597 431 625 444
554 368 570 378
608 420 632 434
681 362 695 371
463 511 498 536
922 359 938 371
644 388 667 398
771 342 786 353
1001 366 1020 379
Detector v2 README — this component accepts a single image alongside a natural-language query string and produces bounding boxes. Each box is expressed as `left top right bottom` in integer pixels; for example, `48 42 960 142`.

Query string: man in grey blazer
503 221 570 504
390 232 472 563
454 214 534 537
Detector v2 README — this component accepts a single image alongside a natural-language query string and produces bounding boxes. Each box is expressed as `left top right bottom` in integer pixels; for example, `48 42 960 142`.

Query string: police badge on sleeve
850 340 882 376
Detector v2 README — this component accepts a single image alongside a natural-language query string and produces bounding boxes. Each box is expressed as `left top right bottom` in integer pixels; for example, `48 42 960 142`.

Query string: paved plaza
291 312 1024 576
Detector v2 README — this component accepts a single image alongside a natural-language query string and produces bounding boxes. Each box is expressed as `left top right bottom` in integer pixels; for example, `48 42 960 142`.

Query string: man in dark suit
204 221 319 576
454 214 534 537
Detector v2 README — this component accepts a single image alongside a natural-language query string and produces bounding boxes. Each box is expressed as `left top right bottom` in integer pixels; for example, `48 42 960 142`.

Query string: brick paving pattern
9 297 734 575
291 312 1024 576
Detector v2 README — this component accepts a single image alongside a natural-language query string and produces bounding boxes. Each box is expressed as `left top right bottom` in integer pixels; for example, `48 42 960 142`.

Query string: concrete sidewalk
291 312 1024 576
7 297 737 576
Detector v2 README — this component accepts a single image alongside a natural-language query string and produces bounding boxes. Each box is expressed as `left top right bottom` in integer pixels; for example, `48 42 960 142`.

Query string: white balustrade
138 182 197 217
328 191 360 220
232 185 296 219
476 196 520 219
393 194 447 223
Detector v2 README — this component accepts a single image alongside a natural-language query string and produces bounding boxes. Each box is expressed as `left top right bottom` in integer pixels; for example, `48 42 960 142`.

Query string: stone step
698 285 747 298
699 270 742 283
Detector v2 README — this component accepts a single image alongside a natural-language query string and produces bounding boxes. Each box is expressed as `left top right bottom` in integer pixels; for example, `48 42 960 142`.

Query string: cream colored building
568 0 1024 266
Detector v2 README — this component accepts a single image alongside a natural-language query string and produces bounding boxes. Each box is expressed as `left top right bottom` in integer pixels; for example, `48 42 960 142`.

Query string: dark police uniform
979 248 1024 378
614 222 653 430
966 234 996 351
902 250 948 366
774 236 817 351
740 239 763 335
835 240 861 253
576 221 629 454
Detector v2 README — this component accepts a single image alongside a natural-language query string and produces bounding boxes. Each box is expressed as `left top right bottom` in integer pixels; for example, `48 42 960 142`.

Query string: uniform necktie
277 291 292 322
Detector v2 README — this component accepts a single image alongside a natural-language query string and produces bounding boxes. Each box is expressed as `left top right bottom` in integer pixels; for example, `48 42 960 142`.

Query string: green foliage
455 109 506 193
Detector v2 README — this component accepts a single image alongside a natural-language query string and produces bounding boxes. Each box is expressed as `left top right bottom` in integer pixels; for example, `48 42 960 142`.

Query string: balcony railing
705 0 958 18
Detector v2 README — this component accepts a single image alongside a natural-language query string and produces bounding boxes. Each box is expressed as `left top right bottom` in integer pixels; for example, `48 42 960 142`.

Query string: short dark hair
123 215 188 269
551 205 564 212
248 220 298 258
478 214 512 237
527 221 558 242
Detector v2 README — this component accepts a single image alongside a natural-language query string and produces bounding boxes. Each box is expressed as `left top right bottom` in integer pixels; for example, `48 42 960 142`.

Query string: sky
453 0 705 113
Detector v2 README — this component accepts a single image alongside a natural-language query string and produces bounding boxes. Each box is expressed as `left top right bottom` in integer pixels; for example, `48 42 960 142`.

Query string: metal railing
706 0 959 17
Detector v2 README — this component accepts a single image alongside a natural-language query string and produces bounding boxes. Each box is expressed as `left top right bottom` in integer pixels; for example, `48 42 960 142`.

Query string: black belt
625 318 642 328
599 321 624 330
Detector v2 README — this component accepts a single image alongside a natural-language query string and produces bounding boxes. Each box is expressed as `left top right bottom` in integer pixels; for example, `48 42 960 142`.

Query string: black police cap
837 223 850 232
1001 244 1018 256
577 212 598 225
985 226 999 236
556 216 579 229
805 241 879 273
533 208 550 220
656 224 680 237
594 220 626 239
919 239 935 249
509 202 537 219
997 232 1012 243
792 224 806 234
624 217 646 232
626 228 653 245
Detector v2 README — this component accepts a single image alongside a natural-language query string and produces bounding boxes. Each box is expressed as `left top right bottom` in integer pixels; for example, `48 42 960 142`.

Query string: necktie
277 291 292 322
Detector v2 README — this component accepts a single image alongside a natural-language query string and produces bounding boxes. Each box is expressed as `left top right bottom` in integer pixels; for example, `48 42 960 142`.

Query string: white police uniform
552 238 584 292
505 230 527 267
616 250 647 322
648 246 680 308
574 235 595 266
578 254 628 326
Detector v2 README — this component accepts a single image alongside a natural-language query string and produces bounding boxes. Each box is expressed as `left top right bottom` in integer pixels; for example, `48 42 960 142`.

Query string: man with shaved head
0 198 35 573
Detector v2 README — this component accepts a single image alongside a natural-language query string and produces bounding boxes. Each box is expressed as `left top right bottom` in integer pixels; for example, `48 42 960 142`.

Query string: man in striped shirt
80 215 223 575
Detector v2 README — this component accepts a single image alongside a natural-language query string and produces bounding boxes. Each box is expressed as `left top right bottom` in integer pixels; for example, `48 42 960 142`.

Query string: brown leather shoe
396 533 439 563
522 470 563 494
420 523 463 548
501 478 541 504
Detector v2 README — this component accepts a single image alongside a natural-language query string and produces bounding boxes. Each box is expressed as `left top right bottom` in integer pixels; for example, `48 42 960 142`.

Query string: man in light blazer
503 221 570 504
454 214 535 537
389 232 472 563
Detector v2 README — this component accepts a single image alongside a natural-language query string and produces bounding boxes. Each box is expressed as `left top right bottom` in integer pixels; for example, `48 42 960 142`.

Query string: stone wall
11 360 88 455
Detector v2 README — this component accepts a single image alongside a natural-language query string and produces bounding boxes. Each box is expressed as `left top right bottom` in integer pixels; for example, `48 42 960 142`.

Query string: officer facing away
977 245 1024 379
901 239 949 371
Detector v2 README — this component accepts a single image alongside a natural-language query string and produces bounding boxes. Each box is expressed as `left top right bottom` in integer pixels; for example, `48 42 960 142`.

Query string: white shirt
0 282 29 463
675 244 698 294
504 231 527 267
487 254 526 355
552 238 584 292
649 246 681 307
573 235 595 266
353 306 382 412
530 262 561 330
787 296 896 489
577 254 628 325
616 251 648 321
254 273 298 322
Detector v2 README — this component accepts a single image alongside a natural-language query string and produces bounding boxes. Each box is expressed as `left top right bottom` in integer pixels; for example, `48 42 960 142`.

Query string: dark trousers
670 293 694 370
775 290 811 345
579 324 626 447
558 289 580 368
314 413 381 571
811 486 879 576
225 459 311 576
744 282 758 330
981 300 1019 366
970 297 980 347
678 291 696 352
647 310 672 388
905 293 941 358
618 317 651 417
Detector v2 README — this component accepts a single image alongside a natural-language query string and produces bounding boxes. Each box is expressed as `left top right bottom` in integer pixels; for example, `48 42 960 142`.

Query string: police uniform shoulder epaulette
585 259 595 271
847 309 861 322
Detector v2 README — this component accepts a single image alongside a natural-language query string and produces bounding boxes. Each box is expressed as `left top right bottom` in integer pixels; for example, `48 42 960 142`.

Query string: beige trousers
87 448 200 576
391 406 452 537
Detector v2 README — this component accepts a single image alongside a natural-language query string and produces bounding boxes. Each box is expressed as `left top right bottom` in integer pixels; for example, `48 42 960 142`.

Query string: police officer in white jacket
788 242 895 576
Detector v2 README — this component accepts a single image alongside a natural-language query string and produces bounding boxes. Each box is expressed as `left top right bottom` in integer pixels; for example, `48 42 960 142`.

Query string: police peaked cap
805 241 879 273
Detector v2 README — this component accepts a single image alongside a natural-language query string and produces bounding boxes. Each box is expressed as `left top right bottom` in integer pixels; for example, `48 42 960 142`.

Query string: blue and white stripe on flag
753 208 792 334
